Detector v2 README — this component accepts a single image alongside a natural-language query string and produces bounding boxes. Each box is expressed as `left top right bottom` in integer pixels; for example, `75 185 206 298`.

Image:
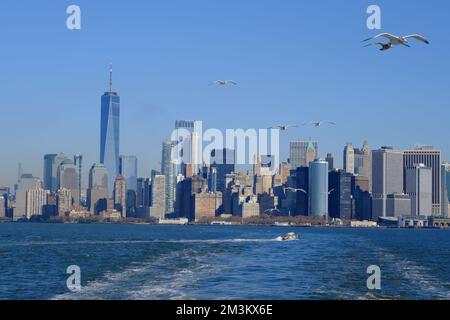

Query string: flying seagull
269 124 299 131
209 80 237 86
303 121 336 127
363 33 430 50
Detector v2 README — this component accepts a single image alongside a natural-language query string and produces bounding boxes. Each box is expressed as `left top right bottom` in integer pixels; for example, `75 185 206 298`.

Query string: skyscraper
343 143 355 174
100 65 120 196
405 164 432 217
43 153 70 193
74 153 83 207
14 174 42 220
325 153 334 171
161 140 175 214
151 174 166 218
308 160 328 218
136 177 151 208
294 167 309 216
88 163 109 214
43 154 57 191
210 149 236 193
441 163 450 217
372 147 404 219
26 188 49 219
359 141 372 192
328 169 353 220
119 155 138 192
290 140 318 169
191 132 201 175
0 195 6 218
174 120 201 175
114 175 127 217
58 160 78 207
403 146 441 215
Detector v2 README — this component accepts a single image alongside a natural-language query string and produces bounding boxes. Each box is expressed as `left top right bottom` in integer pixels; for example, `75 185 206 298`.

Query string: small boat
281 232 299 241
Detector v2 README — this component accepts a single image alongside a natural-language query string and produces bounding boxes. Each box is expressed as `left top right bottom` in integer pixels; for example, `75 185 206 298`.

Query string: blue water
0 223 449 300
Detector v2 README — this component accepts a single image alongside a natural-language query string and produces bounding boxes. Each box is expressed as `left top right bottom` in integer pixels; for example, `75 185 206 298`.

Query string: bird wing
269 125 282 129
403 34 430 44
209 81 219 85
363 33 398 42
324 121 336 125
302 121 314 126
286 124 298 128
227 80 237 85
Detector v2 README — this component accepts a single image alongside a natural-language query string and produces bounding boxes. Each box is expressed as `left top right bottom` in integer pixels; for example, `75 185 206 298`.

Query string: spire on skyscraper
109 63 113 92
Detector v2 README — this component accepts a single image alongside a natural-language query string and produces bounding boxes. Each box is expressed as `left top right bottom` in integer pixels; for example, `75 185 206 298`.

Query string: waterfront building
403 146 441 215
441 163 450 217
193 192 223 221
386 193 411 218
240 200 260 219
15 174 42 220
372 147 404 220
405 164 432 217
26 188 49 219
258 192 278 215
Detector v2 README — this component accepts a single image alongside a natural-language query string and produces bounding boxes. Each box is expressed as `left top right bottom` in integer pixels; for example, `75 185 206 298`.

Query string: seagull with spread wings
268 124 299 131
303 121 336 128
363 33 430 50
209 80 237 86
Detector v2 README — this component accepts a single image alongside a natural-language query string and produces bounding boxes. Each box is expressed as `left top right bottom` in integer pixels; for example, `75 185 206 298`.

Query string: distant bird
209 80 237 86
363 42 392 51
363 33 430 50
303 121 336 127
269 124 298 131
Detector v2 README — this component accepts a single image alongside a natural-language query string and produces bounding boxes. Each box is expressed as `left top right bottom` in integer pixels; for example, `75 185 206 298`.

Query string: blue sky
0 0 449 188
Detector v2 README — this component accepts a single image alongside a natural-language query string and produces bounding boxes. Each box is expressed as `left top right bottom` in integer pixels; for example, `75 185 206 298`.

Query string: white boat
273 222 290 227
280 232 299 241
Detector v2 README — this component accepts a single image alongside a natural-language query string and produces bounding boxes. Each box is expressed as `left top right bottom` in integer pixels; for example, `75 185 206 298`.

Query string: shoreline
1 219 449 230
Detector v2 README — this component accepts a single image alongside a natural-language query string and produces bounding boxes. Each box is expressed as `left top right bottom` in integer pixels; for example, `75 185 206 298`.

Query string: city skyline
1 1 450 187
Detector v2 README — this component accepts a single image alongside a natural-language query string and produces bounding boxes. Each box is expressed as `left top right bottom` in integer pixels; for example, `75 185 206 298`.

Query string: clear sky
1 0 449 188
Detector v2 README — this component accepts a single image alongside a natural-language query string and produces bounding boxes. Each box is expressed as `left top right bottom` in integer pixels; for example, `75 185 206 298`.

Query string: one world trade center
100 65 120 196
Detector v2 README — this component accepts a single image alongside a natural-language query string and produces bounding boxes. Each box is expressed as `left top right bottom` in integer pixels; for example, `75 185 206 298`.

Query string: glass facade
100 91 120 196
120 155 138 192
308 160 328 217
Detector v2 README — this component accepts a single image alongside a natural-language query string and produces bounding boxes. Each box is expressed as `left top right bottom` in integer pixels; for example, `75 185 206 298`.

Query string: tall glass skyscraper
308 159 329 218
161 140 175 214
100 65 120 196
119 155 138 191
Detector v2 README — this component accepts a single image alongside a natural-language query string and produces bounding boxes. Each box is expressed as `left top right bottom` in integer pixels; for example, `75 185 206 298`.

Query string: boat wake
2 238 284 247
